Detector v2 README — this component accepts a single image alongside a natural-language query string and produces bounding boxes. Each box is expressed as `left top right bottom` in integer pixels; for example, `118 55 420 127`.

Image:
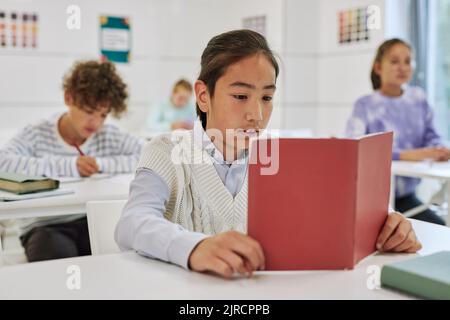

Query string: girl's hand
188 231 265 278
376 212 422 253
171 120 193 130
399 147 450 161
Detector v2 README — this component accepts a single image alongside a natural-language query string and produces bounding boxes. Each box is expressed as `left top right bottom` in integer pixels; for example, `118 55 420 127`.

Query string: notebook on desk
0 188 74 201
247 132 393 270
57 173 114 184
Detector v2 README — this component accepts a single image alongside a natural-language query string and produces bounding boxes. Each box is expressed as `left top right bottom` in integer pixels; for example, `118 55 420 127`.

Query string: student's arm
398 99 450 161
114 168 208 269
345 100 368 138
95 132 144 174
422 99 444 147
145 102 171 132
0 126 79 177
346 99 412 158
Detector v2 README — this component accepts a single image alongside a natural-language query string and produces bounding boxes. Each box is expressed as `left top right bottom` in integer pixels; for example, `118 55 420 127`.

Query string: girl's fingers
382 219 412 251
376 213 402 250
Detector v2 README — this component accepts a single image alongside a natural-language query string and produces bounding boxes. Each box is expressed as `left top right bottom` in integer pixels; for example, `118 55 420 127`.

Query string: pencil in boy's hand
74 144 85 156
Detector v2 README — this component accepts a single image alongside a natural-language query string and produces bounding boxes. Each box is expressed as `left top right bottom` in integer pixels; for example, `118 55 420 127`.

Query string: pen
74 144 85 156
74 144 102 173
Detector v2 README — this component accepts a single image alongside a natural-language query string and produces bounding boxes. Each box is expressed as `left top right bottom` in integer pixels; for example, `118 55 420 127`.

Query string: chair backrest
86 200 127 255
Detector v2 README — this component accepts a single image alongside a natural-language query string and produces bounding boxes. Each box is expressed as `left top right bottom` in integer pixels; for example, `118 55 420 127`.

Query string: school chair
86 200 127 255
0 221 27 266
403 181 448 225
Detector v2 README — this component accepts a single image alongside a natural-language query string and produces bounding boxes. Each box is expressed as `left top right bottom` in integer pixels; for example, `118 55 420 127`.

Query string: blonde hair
172 79 192 93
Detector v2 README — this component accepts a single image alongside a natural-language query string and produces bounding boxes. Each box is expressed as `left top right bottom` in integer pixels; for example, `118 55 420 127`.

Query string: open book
248 132 393 270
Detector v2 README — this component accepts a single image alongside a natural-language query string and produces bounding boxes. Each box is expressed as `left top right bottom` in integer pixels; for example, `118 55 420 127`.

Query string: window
387 0 450 141
428 0 450 140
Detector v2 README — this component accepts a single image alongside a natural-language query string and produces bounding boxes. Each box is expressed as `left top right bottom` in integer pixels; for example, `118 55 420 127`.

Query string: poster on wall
100 15 131 63
0 10 38 49
338 7 370 45
242 15 266 37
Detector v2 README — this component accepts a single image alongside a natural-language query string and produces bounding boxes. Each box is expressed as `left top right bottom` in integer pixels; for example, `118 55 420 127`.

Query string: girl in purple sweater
346 39 450 225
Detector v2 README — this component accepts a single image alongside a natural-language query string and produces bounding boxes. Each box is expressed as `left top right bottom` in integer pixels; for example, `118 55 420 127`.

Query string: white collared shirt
192 120 248 197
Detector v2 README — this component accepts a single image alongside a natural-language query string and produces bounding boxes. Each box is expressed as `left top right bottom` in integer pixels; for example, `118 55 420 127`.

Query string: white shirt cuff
167 231 210 269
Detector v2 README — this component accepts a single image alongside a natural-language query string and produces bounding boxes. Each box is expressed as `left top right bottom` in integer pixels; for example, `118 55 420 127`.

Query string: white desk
0 174 133 220
0 219 448 299
391 161 450 225
0 174 133 266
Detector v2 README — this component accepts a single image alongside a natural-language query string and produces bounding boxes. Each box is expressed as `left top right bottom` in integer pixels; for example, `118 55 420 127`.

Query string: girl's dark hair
371 38 412 90
196 29 279 129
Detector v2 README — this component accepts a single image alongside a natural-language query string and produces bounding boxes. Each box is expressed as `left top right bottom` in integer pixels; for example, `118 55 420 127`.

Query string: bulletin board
99 15 131 63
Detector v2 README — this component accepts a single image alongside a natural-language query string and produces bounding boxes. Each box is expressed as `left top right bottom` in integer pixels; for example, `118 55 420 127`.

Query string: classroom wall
0 0 160 135
0 0 283 137
281 0 320 132
1 0 399 138
279 0 387 136
316 0 386 136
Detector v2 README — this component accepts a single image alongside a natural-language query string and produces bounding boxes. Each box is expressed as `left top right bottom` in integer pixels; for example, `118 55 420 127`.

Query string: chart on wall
100 15 131 63
242 15 266 37
0 10 38 49
338 7 370 45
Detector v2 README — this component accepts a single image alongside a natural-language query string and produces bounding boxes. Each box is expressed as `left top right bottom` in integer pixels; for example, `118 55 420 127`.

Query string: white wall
316 0 386 136
0 0 167 133
1 0 402 138
281 0 319 132
0 0 283 135
281 0 387 136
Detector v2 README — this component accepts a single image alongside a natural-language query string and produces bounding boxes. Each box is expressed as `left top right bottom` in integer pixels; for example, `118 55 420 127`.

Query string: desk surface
0 219 448 299
392 160 450 179
0 174 133 220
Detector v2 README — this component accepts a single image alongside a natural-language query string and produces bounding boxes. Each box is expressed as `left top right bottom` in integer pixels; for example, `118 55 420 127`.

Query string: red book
248 132 393 270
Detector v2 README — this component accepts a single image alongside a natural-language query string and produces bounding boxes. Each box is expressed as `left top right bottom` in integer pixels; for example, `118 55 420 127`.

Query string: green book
381 251 450 299
0 171 60 195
